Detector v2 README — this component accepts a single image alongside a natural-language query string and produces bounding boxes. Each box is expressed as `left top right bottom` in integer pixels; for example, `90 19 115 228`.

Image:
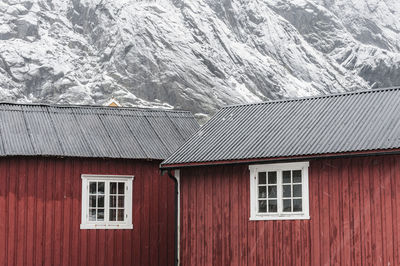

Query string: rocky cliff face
0 0 399 121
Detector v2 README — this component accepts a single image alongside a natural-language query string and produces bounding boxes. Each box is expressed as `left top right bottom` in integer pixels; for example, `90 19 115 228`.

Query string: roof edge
0 101 193 114
160 148 400 169
0 153 166 161
222 86 400 109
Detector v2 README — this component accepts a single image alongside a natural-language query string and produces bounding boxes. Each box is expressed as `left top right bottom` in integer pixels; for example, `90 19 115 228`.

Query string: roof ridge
223 86 400 109
0 101 192 114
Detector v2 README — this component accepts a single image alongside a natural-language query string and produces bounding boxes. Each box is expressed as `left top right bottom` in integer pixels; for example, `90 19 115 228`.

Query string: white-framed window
249 162 309 220
80 175 133 229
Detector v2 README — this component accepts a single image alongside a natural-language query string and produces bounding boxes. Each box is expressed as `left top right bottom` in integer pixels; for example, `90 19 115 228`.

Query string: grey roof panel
99 113 147 159
73 110 121 158
162 87 400 166
145 111 185 154
166 112 202 140
0 103 199 159
0 107 35 155
48 108 94 157
122 112 170 159
23 105 64 155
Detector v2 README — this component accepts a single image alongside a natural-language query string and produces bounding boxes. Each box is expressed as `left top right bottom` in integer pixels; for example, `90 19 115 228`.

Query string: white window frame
80 174 134 229
249 162 310 221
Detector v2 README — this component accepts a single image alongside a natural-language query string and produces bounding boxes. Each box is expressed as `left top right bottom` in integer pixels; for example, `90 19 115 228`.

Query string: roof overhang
160 148 400 169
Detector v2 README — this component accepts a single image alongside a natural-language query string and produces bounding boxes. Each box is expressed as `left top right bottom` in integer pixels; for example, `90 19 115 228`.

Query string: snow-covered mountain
1 0 399 121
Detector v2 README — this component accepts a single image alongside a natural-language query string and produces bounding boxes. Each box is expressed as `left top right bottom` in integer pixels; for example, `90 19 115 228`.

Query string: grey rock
0 0 399 121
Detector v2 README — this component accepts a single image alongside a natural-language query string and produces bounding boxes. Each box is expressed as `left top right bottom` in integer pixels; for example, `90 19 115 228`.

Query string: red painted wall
0 157 175 266
179 155 400 265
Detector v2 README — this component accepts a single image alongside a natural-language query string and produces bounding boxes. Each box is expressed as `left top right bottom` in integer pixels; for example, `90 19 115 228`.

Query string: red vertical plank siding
54 159 64 266
0 157 175 266
340 158 351 266
158 166 167 266
179 154 400 265
61 159 71 266
309 159 320 266
180 167 189 266
231 165 239 266
79 160 89 266
382 157 394 265
329 159 340 265
7 158 17 266
361 157 373 264
71 159 81 266
350 158 362 265
320 160 331 265
239 166 248 266
26 159 36 266
196 167 205 266
0 159 7 265
149 162 159 266
221 167 230 266
167 170 175 266
16 159 26 266
247 168 256 266
131 161 141 265
395 156 400 265
392 157 400 265
204 167 213 266
213 166 223 266
141 161 151 266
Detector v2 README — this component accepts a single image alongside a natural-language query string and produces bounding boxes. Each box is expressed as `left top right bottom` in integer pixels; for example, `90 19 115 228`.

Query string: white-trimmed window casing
249 162 310 220
81 175 133 229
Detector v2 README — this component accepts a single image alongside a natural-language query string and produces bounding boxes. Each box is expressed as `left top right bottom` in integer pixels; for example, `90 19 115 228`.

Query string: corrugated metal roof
0 103 199 160
162 87 400 167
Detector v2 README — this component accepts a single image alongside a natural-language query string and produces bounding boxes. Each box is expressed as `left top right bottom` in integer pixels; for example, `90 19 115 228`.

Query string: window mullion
87 181 91 223
85 179 89 223
252 169 257 216
255 170 259 216
125 182 128 223
277 170 282 215
105 181 109 227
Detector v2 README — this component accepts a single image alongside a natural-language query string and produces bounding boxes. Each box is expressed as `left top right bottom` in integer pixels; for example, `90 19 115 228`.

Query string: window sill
249 215 310 221
80 224 133 230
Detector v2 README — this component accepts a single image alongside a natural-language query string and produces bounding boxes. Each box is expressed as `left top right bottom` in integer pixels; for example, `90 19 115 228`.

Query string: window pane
293 185 302 197
89 208 96 221
258 186 267 198
98 182 105 194
268 200 277 213
283 171 291 183
293 199 302 212
110 209 117 221
258 200 267 213
118 196 125 208
268 186 277 198
89 182 97 194
258 172 266 184
283 199 291 212
89 195 96 207
98 196 104 207
110 196 116 207
268 172 277 184
97 209 104 221
118 183 125 194
283 185 291 198
293 170 302 183
110 182 117 194
117 209 124 221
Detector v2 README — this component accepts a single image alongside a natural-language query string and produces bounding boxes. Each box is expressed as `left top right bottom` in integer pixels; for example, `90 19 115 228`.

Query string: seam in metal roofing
0 102 199 160
162 87 400 167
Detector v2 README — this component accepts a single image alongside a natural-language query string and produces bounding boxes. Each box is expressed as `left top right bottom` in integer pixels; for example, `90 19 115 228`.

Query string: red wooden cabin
162 88 400 265
0 103 199 266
